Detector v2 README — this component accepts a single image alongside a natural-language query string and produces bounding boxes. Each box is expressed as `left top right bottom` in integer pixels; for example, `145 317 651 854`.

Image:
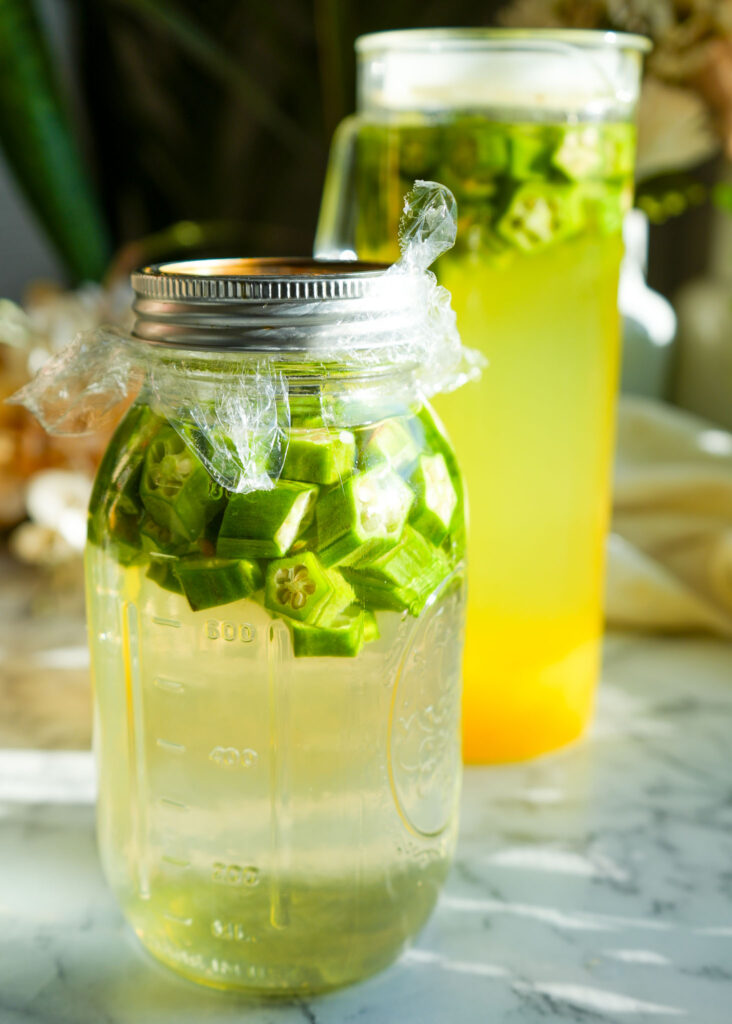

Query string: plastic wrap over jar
9 181 484 493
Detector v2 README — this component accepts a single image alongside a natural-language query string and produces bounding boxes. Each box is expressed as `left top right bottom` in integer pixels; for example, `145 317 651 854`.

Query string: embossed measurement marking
212 862 260 887
161 855 191 869
151 616 181 629
205 620 255 643
154 676 185 694
209 745 258 768
156 738 186 753
159 797 189 811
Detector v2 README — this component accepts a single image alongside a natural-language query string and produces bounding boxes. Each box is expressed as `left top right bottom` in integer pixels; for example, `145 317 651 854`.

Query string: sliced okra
264 551 354 626
495 182 583 253
281 427 356 485
583 182 630 235
146 552 184 595
174 556 263 612
343 526 449 616
358 418 420 473
507 127 555 179
289 605 365 658
88 403 164 561
409 452 458 544
316 466 413 567
551 125 603 181
140 426 225 542
217 481 318 559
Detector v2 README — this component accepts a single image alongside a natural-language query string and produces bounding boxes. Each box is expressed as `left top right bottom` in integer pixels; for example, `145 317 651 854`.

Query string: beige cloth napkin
606 397 732 639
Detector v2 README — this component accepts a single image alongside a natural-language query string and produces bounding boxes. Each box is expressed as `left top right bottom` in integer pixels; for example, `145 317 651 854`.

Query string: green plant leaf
115 0 312 154
0 0 112 281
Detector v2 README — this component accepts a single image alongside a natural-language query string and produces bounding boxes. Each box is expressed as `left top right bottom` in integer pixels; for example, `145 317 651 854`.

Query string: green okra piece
88 403 164 562
316 466 413 567
289 605 366 658
409 452 458 545
174 556 263 612
281 427 356 485
146 552 184 595
264 551 354 626
342 526 450 616
495 182 583 253
507 126 556 179
140 426 225 543
358 418 420 473
217 480 318 559
551 125 604 181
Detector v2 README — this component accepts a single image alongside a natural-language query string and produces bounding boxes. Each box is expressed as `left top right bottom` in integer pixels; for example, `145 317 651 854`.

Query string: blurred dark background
0 0 509 299
1 0 724 304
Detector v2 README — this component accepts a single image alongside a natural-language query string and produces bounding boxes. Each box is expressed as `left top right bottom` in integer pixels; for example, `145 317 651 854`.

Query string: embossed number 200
206 620 255 643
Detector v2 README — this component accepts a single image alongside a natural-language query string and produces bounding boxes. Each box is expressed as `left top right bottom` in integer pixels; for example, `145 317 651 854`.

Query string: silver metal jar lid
130 257 417 352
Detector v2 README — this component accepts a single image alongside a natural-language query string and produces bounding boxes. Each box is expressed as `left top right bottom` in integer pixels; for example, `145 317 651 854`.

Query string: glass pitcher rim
356 27 652 56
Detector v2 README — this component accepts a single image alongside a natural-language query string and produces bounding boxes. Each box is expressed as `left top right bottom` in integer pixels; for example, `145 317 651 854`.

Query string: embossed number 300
206 620 255 643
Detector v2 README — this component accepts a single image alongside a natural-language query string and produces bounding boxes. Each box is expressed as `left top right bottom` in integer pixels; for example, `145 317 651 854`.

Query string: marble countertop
1 632 731 1023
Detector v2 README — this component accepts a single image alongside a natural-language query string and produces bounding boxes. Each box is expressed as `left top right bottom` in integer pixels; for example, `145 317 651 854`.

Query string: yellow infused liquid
347 117 633 761
87 545 464 993
439 234 621 761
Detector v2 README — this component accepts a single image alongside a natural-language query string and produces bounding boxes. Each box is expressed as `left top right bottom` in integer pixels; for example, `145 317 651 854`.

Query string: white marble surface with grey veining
1 633 731 1023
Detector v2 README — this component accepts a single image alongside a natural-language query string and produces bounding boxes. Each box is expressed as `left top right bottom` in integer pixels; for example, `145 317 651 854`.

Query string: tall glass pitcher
316 29 649 762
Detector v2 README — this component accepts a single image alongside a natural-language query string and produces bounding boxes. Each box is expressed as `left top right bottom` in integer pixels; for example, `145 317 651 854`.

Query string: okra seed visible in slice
264 551 353 625
140 426 225 542
274 564 316 610
217 481 318 559
281 427 356 485
551 126 603 180
495 183 583 253
409 453 458 544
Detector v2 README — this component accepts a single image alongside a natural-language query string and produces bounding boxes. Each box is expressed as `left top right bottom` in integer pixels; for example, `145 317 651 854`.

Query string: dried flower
0 280 132 534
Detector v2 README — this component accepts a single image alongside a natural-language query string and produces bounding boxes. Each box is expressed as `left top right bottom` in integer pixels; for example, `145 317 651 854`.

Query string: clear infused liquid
87 544 464 993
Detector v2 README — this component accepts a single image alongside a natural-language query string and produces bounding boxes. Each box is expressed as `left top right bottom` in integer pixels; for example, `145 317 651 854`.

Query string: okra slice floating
140 426 225 542
217 481 318 559
289 606 365 658
495 183 583 253
146 552 184 595
551 126 604 181
507 127 555 179
264 551 354 626
409 453 458 544
316 466 413 567
88 403 164 563
281 427 356 485
175 556 263 612
358 418 420 473
343 526 450 616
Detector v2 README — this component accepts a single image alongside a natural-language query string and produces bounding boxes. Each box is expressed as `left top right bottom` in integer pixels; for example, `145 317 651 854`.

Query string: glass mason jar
85 259 467 993
316 29 649 763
